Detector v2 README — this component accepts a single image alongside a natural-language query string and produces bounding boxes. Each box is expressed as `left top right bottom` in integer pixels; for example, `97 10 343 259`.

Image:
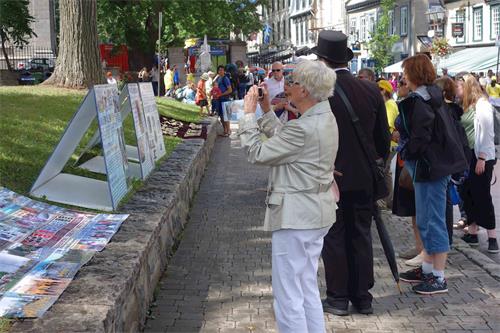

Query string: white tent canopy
383 60 403 73
383 46 498 74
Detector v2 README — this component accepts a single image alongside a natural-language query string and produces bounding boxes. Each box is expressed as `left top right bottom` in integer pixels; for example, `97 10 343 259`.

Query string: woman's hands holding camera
244 85 271 114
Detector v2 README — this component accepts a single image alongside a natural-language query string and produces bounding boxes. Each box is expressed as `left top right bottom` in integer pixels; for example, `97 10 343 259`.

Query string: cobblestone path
145 136 500 333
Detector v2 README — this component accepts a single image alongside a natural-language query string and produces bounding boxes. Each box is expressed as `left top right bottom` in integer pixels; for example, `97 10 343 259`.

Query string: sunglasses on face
272 69 282 72
285 76 300 86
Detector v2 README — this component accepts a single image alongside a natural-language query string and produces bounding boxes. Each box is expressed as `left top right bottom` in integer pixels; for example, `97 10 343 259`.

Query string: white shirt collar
333 68 350 73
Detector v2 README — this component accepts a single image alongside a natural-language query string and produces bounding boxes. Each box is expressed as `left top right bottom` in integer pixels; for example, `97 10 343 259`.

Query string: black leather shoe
322 299 349 316
352 304 373 315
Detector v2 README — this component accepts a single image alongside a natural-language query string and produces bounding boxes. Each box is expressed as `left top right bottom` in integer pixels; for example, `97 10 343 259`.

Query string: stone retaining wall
12 118 218 333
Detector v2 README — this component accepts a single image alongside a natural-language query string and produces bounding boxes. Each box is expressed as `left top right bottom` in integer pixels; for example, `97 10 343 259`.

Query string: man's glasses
271 69 282 72
285 76 300 87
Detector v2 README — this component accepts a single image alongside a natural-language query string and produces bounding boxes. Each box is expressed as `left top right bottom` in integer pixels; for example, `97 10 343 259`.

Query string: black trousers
322 190 374 308
462 154 496 230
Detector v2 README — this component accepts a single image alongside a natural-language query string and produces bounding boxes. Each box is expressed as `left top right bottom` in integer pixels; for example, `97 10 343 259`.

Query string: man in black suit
312 31 390 316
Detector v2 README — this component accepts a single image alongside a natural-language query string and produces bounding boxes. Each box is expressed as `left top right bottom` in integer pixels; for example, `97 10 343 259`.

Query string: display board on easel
78 82 165 179
30 84 129 211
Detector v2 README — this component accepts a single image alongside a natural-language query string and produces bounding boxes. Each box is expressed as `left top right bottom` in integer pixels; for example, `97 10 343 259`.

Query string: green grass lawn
0 86 201 199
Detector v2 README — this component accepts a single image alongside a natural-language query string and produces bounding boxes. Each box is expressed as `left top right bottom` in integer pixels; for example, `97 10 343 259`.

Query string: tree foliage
367 0 399 73
97 0 266 68
0 0 36 71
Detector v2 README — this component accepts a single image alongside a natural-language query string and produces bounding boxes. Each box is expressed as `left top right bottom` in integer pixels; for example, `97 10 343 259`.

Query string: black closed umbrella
373 204 402 294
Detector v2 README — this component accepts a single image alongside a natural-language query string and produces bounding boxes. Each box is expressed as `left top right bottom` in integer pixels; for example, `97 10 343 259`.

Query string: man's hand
475 159 486 175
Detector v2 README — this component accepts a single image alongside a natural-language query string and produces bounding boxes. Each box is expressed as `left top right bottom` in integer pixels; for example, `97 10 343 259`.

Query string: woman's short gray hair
293 60 336 101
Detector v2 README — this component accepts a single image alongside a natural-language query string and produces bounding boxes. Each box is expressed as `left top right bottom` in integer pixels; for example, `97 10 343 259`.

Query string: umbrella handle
397 281 402 295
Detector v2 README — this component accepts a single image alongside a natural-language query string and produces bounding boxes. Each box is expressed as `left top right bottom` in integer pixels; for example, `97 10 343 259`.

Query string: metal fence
0 45 55 71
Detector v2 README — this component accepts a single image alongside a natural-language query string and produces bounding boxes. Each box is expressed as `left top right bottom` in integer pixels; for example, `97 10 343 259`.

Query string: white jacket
474 97 496 161
238 101 339 231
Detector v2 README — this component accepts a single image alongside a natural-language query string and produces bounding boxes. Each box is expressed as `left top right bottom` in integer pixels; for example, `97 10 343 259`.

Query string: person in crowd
196 73 209 116
478 72 488 89
138 67 149 82
246 66 254 93
378 79 399 209
174 81 196 104
264 61 285 100
452 73 470 230
205 71 215 115
151 65 159 96
314 31 390 316
486 76 500 98
164 66 174 97
264 62 298 123
398 54 467 294
389 73 399 93
435 76 471 247
239 59 338 333
357 68 376 82
173 65 180 89
460 74 499 253
391 79 422 265
210 80 222 118
237 67 249 99
106 71 117 85
216 65 233 136
441 68 449 77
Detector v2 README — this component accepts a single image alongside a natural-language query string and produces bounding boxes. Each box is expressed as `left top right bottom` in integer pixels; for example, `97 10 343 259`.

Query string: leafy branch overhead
367 0 399 73
0 0 36 71
97 0 266 61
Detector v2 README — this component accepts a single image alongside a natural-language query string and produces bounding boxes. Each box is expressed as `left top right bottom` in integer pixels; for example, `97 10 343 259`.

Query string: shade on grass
0 86 201 198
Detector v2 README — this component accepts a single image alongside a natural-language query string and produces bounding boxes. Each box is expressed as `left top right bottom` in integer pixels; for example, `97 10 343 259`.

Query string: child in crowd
210 81 222 117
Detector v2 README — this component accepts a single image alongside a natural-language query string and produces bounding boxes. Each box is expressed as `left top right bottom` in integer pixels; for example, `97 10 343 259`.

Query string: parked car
17 70 51 85
16 57 55 72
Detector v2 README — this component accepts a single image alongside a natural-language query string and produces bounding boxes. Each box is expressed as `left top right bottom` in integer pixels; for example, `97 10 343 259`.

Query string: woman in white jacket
460 74 499 253
238 60 338 333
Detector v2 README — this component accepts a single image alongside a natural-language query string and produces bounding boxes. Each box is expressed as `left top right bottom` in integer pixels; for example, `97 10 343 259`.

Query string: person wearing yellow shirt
378 79 399 208
486 76 500 98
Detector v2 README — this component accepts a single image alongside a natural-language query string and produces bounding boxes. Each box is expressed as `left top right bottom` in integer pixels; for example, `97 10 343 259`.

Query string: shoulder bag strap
334 84 381 165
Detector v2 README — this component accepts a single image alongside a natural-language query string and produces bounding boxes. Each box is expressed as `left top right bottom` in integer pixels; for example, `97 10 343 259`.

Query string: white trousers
272 226 330 333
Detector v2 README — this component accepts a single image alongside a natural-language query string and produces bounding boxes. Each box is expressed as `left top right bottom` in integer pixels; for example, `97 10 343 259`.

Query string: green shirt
461 107 475 148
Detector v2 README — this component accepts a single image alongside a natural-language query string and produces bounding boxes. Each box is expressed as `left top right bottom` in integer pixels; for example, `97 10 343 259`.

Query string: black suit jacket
329 70 390 193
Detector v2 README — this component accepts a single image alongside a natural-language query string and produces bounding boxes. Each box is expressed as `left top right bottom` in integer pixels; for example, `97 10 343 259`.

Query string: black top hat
311 30 354 64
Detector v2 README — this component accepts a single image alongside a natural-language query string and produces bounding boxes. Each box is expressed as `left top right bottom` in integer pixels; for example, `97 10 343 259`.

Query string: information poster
138 83 166 162
0 188 128 318
94 85 129 209
128 84 154 178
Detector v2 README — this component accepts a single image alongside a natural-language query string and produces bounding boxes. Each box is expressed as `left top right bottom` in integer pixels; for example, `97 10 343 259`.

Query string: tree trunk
44 0 103 88
0 33 13 72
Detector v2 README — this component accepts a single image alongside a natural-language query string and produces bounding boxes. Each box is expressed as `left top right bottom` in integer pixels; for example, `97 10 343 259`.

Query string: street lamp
426 5 446 38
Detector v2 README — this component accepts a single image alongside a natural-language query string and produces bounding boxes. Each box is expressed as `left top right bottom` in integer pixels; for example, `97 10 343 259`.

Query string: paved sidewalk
145 136 500 333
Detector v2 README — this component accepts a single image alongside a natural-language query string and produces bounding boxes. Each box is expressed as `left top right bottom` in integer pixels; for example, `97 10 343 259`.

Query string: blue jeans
405 160 450 254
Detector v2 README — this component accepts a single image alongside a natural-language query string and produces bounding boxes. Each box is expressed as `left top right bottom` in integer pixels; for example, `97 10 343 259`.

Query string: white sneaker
405 253 423 267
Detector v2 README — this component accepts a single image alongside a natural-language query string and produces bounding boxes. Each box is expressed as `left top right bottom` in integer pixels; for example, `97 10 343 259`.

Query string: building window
369 14 375 37
492 5 500 40
350 17 358 39
473 7 483 41
300 21 304 45
296 21 299 44
361 16 367 41
277 21 281 40
456 9 465 44
400 6 408 36
302 0 306 9
388 10 394 35
295 0 299 11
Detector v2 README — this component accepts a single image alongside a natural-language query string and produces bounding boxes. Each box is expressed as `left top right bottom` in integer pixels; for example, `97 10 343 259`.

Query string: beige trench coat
238 100 339 231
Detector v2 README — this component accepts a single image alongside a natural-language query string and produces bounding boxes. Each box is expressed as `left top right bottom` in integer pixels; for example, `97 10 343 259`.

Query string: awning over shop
438 46 498 74
383 46 498 74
